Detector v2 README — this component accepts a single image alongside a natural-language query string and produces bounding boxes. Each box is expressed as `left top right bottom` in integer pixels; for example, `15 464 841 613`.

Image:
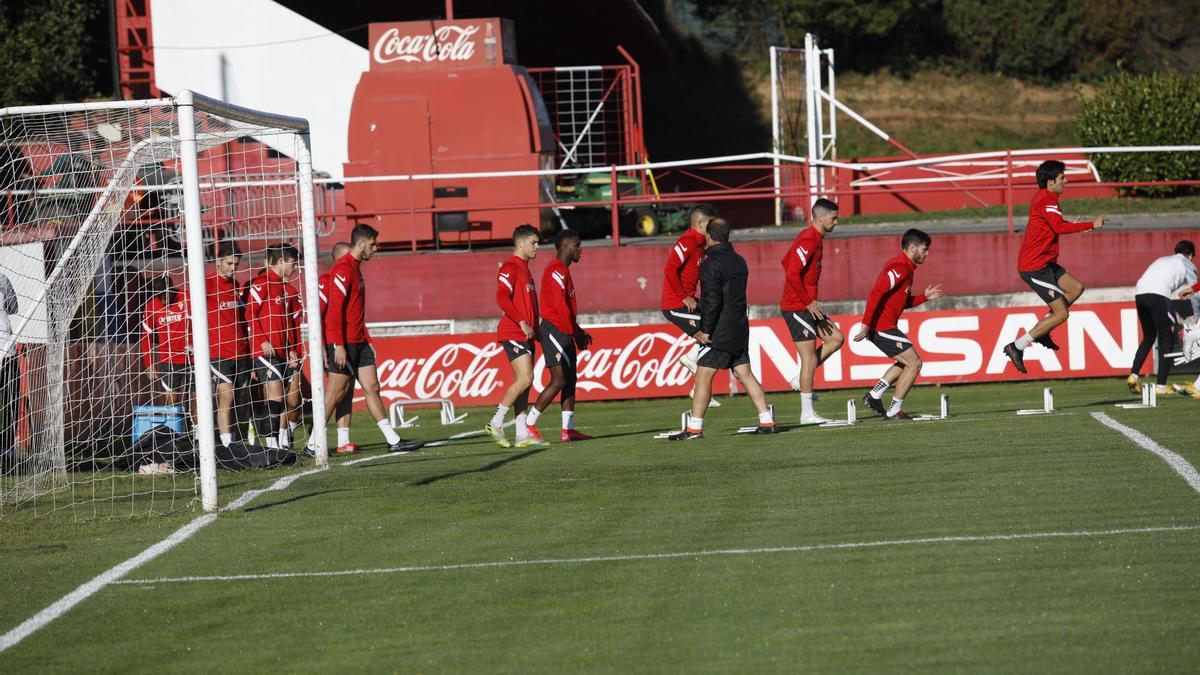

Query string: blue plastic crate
132 405 186 443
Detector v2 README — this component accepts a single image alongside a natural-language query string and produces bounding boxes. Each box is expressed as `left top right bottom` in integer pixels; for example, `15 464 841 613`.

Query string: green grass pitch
2 378 1199 672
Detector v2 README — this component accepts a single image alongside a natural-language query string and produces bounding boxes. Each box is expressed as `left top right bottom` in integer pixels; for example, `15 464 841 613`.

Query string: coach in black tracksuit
671 217 776 439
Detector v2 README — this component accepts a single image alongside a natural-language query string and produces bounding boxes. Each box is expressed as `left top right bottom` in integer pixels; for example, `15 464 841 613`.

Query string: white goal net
0 92 327 520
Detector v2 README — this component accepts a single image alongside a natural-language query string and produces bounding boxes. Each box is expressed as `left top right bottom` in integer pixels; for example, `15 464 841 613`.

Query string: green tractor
550 171 690 239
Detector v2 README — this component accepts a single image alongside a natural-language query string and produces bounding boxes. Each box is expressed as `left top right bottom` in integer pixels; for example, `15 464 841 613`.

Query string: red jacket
496 255 538 342
324 254 370 345
246 268 299 358
540 258 580 335
318 271 330 318
1018 189 1095 272
862 253 926 333
142 294 191 367
780 226 825 311
660 228 707 310
206 274 248 360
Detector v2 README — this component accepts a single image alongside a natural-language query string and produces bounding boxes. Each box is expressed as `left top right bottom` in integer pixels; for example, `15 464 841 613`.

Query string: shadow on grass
411 449 547 487
243 488 350 513
349 449 527 470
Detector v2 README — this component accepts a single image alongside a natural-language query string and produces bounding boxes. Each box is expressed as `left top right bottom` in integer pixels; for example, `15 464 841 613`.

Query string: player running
486 224 546 448
206 241 250 448
1003 160 1104 373
669 218 776 440
317 241 355 453
526 229 593 443
855 228 944 421
661 204 721 407
317 224 421 454
781 197 844 424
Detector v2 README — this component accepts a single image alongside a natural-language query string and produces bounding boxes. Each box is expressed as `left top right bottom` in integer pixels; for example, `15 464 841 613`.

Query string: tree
0 0 104 106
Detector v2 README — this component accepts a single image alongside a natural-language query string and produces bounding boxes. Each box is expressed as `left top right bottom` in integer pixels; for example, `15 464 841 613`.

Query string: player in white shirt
1128 240 1198 395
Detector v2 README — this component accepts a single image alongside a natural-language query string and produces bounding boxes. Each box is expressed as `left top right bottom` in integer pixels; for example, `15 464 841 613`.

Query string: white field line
1092 413 1200 495
113 524 1200 586
0 466 325 653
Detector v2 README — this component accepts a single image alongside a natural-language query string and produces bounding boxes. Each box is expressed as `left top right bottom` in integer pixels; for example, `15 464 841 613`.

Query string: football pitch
3 378 1199 671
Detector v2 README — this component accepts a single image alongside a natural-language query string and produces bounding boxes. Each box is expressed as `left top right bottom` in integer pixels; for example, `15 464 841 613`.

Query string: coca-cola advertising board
355 302 1139 408
369 19 516 71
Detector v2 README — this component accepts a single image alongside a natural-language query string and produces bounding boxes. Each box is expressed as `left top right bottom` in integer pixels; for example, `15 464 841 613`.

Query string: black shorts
662 307 702 336
158 362 192 394
696 344 751 371
539 323 576 369
254 355 293 383
325 342 376 377
210 358 250 388
1019 263 1069 305
501 339 536 363
869 329 915 359
782 308 829 343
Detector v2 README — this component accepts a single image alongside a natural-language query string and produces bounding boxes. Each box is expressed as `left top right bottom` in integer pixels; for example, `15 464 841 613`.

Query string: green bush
944 0 1081 81
1076 70 1200 196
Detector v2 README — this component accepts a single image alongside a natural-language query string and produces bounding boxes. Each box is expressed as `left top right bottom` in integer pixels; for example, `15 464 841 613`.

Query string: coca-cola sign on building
368 19 516 71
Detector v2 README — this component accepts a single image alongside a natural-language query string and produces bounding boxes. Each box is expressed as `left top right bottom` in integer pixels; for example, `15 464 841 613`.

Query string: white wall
152 0 368 180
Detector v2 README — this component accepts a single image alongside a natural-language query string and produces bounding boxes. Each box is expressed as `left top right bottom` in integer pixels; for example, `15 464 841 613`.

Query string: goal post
0 91 327 520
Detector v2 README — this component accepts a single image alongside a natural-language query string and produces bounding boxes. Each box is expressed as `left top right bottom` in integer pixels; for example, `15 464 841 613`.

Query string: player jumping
1003 160 1104 373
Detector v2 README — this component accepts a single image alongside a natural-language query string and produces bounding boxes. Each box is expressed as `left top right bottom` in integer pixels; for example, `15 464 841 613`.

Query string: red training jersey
780 226 825 311
540 258 580 335
206 274 248 360
862 253 927 333
1017 189 1095 272
141 294 191 367
496 255 538 342
317 270 330 318
660 228 707 310
246 268 300 358
324 254 370 345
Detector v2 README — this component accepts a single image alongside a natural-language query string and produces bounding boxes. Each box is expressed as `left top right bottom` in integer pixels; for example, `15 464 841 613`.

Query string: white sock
870 379 889 399
377 419 401 445
526 407 542 426
337 427 351 446
220 433 233 447
265 438 278 449
515 413 529 440
490 404 510 428
801 392 814 417
562 410 575 430
278 429 289 448
1194 373 1200 388
887 397 904 417
758 409 773 425
687 416 704 432
1015 334 1034 350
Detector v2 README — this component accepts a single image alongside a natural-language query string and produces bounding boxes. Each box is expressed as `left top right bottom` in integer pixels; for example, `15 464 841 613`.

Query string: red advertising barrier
357 301 1138 408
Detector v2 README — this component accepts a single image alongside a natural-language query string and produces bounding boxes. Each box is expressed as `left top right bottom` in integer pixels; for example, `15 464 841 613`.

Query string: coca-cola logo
373 25 479 65
374 341 504 401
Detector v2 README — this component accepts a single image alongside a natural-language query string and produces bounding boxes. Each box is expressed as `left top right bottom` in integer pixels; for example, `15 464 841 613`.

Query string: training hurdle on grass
1115 384 1158 409
1016 387 1055 415
388 398 469 428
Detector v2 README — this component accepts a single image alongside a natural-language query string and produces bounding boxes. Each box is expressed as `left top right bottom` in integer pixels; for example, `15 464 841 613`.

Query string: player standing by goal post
206 241 250 449
780 197 844 424
1003 160 1104 374
855 228 944 421
317 241 356 453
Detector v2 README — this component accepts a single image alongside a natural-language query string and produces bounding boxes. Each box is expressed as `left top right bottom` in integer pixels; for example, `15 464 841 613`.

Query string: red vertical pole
610 165 621 247
445 0 454 20
802 159 812 227
1005 150 1014 235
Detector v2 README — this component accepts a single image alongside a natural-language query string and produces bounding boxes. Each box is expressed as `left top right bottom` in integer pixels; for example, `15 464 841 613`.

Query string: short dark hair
811 197 838 217
267 243 299 265
1036 160 1067 189
148 275 177 305
707 217 732 243
215 240 241 260
351 223 379 246
689 204 719 221
1177 240 1196 257
513 224 540 243
554 228 581 251
330 241 350 261
901 228 931 250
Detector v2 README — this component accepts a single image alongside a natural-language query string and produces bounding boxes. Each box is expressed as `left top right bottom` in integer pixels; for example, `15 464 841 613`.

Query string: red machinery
344 18 555 247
